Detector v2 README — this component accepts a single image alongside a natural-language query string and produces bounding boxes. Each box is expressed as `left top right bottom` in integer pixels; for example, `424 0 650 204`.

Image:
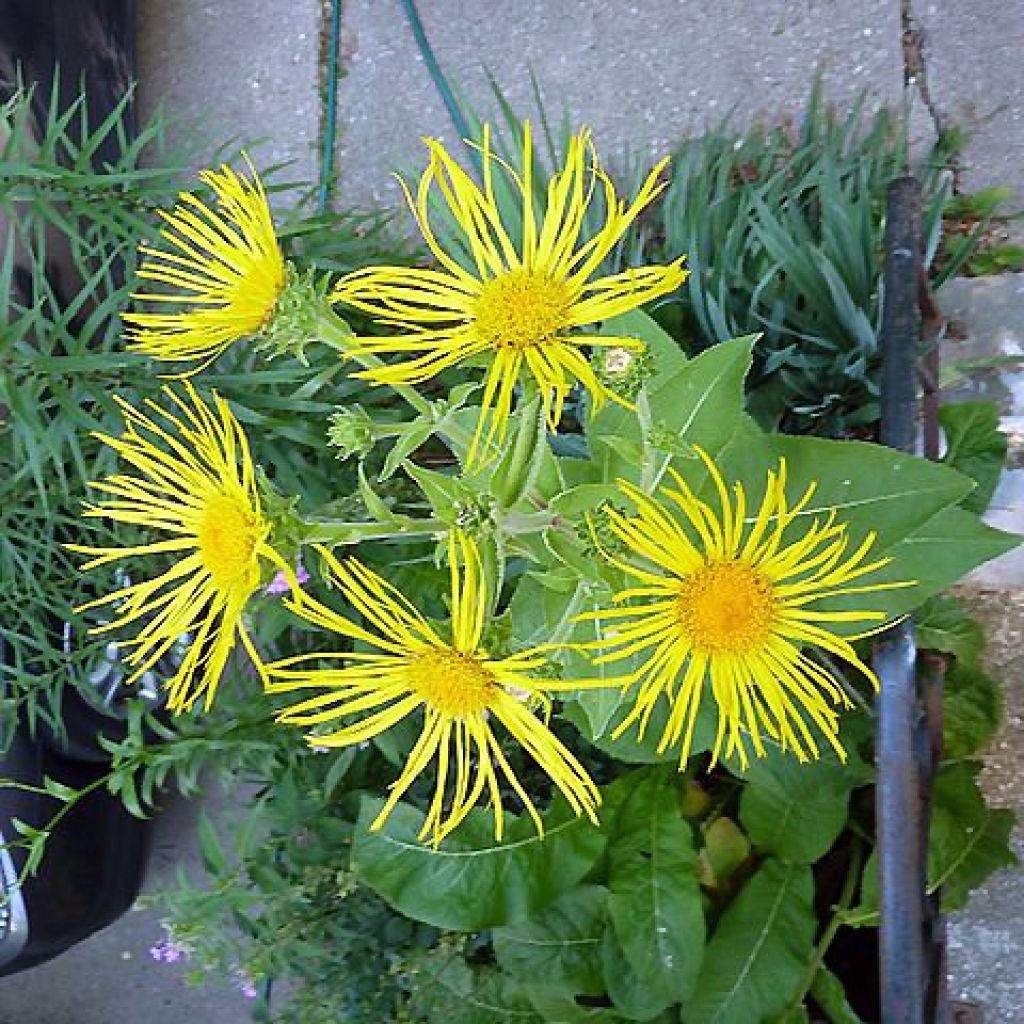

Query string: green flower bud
593 344 654 403
254 265 335 363
326 404 375 461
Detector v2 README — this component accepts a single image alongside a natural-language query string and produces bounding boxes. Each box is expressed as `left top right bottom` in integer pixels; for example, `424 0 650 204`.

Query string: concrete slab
336 0 903 208
135 0 321 187
940 273 1024 587
914 1 1024 213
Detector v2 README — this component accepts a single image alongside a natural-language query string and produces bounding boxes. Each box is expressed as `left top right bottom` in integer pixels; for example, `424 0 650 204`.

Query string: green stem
300 517 446 546
784 839 865 1015
317 308 434 417
316 306 483 461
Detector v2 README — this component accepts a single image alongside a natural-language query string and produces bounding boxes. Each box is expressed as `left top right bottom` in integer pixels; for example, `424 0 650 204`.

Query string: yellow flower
68 383 290 713
586 448 911 767
331 123 687 464
267 532 601 845
123 160 285 372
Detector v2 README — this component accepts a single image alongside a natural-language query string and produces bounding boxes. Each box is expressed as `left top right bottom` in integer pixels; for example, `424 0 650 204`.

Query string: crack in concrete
900 0 961 188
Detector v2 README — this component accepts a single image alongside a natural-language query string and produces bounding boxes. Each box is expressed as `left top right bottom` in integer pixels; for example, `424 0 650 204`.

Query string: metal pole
876 175 925 1024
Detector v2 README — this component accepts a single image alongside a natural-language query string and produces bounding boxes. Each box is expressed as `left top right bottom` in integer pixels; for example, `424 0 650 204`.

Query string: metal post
876 176 925 1024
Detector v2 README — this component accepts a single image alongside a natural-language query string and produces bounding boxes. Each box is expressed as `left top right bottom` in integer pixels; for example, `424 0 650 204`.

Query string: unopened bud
254 265 331 363
327 405 375 461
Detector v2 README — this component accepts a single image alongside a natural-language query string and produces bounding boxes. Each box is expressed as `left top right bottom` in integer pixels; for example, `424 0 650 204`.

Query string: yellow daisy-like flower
331 122 688 463
123 159 285 372
586 448 912 767
68 383 290 713
267 532 601 845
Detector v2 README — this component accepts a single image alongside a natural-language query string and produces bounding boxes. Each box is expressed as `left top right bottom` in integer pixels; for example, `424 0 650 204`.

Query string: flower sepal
254 266 338 365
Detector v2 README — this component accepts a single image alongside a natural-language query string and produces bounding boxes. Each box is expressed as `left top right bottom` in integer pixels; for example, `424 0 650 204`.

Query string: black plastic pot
0 715 150 976
0 631 168 976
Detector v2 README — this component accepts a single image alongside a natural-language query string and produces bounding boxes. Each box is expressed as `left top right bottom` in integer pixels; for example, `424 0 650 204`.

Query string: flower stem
299 517 446 546
316 306 481 459
317 308 433 416
783 839 865 1015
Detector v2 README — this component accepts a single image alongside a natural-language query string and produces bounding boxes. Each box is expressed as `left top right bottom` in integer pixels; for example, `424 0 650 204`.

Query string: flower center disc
676 560 776 654
474 270 571 351
408 648 498 717
198 491 262 589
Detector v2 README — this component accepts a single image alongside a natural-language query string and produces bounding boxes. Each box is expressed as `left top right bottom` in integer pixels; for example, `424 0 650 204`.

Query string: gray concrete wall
137 1 1023 216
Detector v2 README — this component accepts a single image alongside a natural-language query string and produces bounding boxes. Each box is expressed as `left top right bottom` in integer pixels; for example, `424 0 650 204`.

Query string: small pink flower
233 969 260 999
265 563 310 596
149 935 188 964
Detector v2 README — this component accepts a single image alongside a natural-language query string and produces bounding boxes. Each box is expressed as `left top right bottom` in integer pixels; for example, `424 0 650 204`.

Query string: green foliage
0 82 411 736
603 769 704 1011
928 761 1018 911
942 661 1004 760
940 186 1024 278
493 885 607 997
738 747 866 864
657 89 954 435
939 400 1008 514
687 860 817 1024
352 798 606 931
9 75 1020 1024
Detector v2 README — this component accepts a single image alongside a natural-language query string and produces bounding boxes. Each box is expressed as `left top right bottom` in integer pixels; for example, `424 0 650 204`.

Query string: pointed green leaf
928 761 1017 911
942 660 1004 758
738 748 863 864
940 400 1007 514
351 798 605 930
606 769 704 1008
687 860 816 1024
493 885 607 997
914 594 985 666
601 927 678 1022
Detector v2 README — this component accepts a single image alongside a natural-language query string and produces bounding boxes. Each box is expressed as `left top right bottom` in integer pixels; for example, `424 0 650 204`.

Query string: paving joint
900 0 957 182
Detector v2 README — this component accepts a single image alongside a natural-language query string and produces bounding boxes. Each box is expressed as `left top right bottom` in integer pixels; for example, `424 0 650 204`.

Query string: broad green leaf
854 506 1019 620
588 335 754 478
755 435 974 556
601 928 678 1022
915 593 985 666
940 400 1007 514
606 768 705 1008
647 334 755 444
928 761 1017 911
563 649 629 741
737 747 864 864
942 660 1004 758
521 986 623 1024
769 1008 811 1024
677 428 1004 627
565 688 716 765
687 860 816 1024
493 884 607 997
407 953 544 1024
351 798 605 930
508 571 587 648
